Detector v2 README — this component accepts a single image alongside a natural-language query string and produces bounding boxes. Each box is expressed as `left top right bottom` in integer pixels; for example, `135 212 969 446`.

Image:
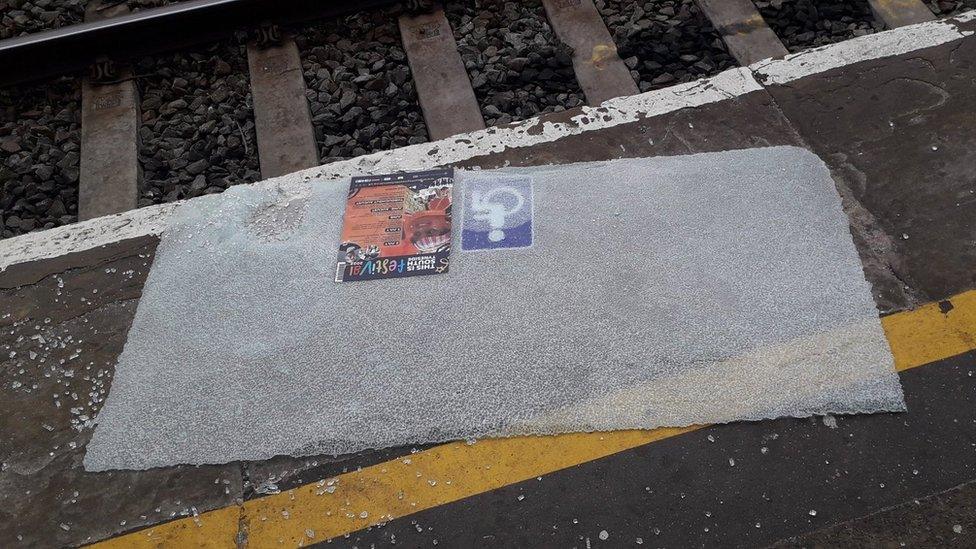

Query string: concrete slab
696 0 789 65
772 480 976 547
84 148 902 471
247 33 319 178
757 20 976 307
541 0 639 105
0 241 242 547
78 1 141 221
398 8 485 140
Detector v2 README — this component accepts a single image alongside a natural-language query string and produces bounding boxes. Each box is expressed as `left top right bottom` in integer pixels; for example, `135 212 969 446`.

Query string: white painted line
956 9 976 23
752 9 976 85
0 67 760 272
0 203 179 273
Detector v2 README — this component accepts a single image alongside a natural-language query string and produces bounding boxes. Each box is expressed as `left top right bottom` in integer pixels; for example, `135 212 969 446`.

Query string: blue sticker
461 175 533 251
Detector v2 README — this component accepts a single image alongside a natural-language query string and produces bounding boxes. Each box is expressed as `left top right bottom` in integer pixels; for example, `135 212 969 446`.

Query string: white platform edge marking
0 67 759 272
0 203 180 273
1 9 974 273
752 10 976 84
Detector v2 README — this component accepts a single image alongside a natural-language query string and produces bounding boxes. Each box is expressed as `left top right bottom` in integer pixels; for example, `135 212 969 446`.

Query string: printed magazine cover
335 168 453 282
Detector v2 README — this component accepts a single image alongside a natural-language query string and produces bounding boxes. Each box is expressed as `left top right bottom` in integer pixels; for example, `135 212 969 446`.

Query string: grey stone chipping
0 77 80 238
596 0 736 93
135 37 261 206
752 0 883 54
445 0 585 125
293 8 429 163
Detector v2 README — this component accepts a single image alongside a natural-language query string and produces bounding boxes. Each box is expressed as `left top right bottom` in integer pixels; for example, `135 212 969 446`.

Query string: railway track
0 0 966 238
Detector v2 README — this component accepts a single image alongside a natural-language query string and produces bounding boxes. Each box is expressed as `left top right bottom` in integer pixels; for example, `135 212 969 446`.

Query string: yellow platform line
882 291 976 370
90 505 241 549
88 289 976 548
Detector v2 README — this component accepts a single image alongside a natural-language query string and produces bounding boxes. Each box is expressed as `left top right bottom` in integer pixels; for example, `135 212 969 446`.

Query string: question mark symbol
470 187 526 242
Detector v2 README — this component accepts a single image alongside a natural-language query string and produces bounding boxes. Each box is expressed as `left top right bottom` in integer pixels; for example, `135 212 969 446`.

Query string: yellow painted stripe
88 505 241 548
882 290 976 371
245 427 696 545
88 289 976 548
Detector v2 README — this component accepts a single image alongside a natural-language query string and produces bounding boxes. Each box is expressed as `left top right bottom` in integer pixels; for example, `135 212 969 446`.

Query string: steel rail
0 0 401 87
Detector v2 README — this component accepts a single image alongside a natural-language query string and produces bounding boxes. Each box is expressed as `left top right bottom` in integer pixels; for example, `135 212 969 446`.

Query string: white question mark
470 186 526 242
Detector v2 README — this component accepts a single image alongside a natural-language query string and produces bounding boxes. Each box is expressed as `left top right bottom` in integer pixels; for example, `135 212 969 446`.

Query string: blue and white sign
461 174 534 251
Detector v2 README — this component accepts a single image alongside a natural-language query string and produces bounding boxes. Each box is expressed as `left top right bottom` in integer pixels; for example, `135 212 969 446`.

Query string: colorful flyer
335 168 453 282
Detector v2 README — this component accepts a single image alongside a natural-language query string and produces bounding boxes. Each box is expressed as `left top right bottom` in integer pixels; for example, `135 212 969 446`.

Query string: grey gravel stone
189 174 207 192
0 76 80 239
446 0 584 126
186 158 207 175
1 138 21 153
0 0 84 39
597 0 735 93
752 0 883 54
34 164 53 180
136 36 260 205
293 7 428 163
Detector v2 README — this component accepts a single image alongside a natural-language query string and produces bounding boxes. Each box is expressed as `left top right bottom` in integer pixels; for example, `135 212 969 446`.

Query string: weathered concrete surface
241 444 431 501
453 87 800 169
79 1 141 221
399 8 485 140
0 242 242 547
247 33 319 178
760 32 976 308
541 0 640 105
697 0 789 65
772 479 976 547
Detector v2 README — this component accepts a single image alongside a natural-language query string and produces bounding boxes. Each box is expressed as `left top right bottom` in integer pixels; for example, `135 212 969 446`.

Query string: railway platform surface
1 11 976 548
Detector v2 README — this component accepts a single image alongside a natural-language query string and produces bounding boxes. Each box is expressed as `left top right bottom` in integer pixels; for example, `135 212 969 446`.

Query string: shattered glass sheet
84 146 905 471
